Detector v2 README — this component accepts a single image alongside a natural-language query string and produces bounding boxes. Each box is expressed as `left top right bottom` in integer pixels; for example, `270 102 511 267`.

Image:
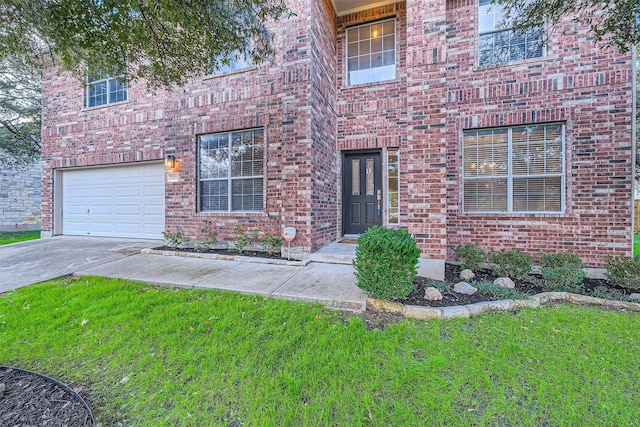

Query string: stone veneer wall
0 162 42 230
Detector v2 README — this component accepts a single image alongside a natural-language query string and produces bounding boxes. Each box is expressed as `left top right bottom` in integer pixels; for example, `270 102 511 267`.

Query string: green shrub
489 248 533 280
540 250 583 269
605 255 640 290
475 281 529 300
427 280 449 292
590 286 630 302
194 221 218 252
162 229 183 251
262 234 283 255
232 224 250 252
453 243 486 271
353 226 421 299
539 251 585 292
542 263 586 293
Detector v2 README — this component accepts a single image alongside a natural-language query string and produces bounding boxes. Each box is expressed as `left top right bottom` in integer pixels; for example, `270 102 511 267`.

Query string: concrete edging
141 248 310 267
367 292 640 320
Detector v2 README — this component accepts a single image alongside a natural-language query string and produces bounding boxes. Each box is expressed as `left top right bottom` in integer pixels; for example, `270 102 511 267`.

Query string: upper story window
210 52 252 75
478 0 543 67
86 71 127 108
346 19 396 86
198 128 264 212
463 123 564 213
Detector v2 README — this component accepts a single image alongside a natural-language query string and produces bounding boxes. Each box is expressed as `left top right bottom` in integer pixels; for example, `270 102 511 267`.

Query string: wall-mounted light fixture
165 154 176 169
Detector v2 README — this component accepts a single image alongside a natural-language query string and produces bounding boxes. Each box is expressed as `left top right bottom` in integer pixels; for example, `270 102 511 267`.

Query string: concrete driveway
0 236 161 293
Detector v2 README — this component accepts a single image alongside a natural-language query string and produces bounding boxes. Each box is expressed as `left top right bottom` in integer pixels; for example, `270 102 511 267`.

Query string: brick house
40 0 635 272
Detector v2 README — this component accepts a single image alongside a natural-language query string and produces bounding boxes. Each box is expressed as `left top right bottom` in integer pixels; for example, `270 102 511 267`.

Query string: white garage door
61 162 165 239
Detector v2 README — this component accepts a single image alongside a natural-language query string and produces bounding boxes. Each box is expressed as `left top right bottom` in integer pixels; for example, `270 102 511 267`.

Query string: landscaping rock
453 281 477 295
403 305 442 320
441 306 470 319
493 277 515 289
460 269 475 281
630 293 640 301
424 287 443 301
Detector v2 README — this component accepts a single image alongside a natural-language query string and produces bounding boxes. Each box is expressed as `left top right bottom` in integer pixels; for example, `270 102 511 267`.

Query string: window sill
196 211 267 216
461 211 566 217
343 77 401 90
474 54 556 72
202 67 256 80
82 100 130 112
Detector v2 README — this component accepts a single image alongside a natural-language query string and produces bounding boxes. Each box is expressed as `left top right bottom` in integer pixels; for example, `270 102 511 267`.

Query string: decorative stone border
367 292 640 320
141 248 310 267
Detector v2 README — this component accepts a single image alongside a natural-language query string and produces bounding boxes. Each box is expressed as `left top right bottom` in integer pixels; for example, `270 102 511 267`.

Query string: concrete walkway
0 236 367 312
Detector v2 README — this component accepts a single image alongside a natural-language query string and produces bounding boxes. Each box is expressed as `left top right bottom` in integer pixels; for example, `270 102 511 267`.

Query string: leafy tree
495 0 639 52
0 0 290 166
0 0 290 89
0 57 41 169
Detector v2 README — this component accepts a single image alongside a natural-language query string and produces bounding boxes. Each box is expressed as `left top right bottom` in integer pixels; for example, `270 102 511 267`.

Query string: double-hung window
463 124 563 213
86 71 127 108
478 0 543 66
346 19 396 86
198 129 264 212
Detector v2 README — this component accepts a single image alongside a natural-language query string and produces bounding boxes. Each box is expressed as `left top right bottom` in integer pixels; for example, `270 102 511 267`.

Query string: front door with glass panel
343 152 382 235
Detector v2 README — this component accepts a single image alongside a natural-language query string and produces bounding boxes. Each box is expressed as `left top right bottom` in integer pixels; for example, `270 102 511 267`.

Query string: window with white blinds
463 124 563 213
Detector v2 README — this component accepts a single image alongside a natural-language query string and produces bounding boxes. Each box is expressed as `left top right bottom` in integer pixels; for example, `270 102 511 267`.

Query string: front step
308 240 357 265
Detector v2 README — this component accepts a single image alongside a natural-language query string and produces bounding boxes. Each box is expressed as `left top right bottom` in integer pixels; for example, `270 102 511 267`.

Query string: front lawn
0 230 40 246
1 277 639 426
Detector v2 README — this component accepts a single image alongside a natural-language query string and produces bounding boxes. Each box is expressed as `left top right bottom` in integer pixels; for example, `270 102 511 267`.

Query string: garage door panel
144 205 164 215
116 205 142 215
115 186 142 197
62 163 165 239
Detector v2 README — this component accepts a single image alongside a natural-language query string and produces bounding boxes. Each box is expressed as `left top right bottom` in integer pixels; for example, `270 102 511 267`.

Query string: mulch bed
154 246 285 260
395 263 630 308
0 366 94 426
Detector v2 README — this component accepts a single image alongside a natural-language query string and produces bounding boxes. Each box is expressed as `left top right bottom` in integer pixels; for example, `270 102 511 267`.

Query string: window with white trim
346 19 396 86
478 0 543 67
463 124 563 213
86 71 127 108
198 128 264 212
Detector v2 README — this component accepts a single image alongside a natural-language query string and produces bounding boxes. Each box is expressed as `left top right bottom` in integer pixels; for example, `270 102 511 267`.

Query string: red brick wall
336 3 410 230
444 0 634 266
40 0 634 266
41 0 326 254
309 0 339 250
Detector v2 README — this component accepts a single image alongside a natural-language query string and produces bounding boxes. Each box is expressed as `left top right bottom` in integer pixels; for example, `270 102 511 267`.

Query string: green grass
634 233 640 256
2 277 640 426
0 230 40 245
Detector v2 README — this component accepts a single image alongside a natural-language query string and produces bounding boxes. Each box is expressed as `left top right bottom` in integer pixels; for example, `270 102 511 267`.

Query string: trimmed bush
540 250 583 269
540 251 585 292
542 262 586 293
353 226 421 299
489 248 533 280
453 243 486 271
605 255 640 290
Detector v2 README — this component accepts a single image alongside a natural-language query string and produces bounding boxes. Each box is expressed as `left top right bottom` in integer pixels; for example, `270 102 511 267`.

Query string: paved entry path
0 236 367 312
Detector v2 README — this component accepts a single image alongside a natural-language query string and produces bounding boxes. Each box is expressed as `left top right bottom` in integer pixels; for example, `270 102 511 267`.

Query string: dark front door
343 152 382 235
